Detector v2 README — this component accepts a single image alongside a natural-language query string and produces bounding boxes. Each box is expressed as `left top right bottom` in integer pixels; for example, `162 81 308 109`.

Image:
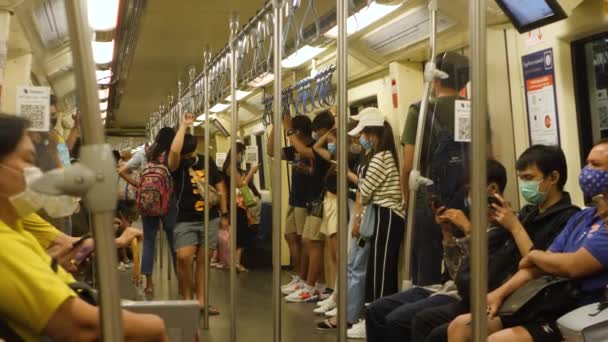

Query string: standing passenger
168 113 228 315
222 142 260 272
119 127 177 294
349 108 406 338
400 52 471 286
268 111 334 302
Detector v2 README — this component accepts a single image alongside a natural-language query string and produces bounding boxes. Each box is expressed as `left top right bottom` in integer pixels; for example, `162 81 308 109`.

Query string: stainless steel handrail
470 0 489 339
336 0 348 341
229 13 240 342
272 1 285 341
64 0 123 340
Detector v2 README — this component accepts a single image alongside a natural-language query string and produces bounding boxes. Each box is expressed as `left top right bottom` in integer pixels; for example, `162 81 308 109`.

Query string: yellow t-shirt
21 214 62 249
0 217 76 341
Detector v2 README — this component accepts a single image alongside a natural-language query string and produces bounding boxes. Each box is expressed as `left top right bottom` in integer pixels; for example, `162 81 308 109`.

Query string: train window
350 96 378 116
572 33 608 166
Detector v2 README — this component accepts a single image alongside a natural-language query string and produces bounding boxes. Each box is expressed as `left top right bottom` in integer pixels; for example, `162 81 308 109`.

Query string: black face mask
50 117 58 128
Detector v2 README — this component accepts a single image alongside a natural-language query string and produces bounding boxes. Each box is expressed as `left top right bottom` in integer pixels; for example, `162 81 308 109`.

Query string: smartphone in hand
488 195 502 207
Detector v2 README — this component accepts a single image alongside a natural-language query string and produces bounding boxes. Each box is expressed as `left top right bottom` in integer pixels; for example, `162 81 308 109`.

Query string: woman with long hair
222 142 260 272
119 127 177 294
349 108 405 307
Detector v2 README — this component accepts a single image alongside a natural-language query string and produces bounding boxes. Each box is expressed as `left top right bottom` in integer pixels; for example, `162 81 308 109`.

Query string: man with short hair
449 140 608 342
401 52 472 286
410 145 580 341
30 94 80 235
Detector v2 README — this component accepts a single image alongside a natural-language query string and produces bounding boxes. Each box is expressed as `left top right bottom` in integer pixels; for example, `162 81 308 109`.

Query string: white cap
348 107 385 136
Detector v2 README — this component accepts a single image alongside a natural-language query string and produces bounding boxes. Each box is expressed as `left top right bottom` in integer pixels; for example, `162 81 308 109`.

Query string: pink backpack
137 163 173 217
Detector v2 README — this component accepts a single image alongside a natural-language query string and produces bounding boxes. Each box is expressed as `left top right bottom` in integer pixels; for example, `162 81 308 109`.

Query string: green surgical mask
519 179 546 205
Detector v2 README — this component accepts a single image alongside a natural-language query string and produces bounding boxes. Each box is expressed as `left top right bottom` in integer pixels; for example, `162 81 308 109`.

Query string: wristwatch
286 129 295 136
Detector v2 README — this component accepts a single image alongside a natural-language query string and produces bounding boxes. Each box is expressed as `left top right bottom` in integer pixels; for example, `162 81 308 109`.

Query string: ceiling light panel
225 90 252 102
92 40 115 64
98 88 109 100
87 0 120 31
282 45 325 69
96 69 112 84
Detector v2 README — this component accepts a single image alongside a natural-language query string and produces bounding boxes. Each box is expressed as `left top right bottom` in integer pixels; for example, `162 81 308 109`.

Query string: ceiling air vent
360 5 456 56
33 0 69 49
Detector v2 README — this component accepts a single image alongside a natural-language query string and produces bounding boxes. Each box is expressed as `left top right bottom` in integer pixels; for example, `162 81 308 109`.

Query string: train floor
143 241 360 342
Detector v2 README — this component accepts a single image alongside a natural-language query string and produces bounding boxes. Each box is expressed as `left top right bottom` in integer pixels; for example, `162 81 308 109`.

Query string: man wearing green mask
409 144 580 341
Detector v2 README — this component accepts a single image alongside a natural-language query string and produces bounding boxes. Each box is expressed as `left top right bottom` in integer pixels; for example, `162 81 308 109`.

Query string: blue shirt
549 208 608 294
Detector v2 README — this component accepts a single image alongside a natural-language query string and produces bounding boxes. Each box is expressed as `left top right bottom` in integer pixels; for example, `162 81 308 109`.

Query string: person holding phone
410 145 580 342
448 141 608 342
365 159 509 342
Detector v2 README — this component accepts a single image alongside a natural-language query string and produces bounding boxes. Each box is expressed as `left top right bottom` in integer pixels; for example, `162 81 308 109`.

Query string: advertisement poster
522 48 560 146
16 86 51 132
245 146 258 164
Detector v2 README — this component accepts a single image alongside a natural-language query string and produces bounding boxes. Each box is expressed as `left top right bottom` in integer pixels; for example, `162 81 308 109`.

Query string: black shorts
501 316 563 342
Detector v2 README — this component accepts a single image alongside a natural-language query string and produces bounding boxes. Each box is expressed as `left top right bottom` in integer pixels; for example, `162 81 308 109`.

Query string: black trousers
365 207 405 302
411 300 469 342
412 207 444 286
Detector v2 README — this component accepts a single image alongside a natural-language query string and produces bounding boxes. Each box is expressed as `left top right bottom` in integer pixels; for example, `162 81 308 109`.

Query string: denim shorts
174 218 219 250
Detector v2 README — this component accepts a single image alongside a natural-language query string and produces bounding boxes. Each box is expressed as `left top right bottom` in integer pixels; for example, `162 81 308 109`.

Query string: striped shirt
360 151 405 218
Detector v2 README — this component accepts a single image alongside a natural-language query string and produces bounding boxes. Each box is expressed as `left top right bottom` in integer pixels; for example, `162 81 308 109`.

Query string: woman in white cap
349 107 406 305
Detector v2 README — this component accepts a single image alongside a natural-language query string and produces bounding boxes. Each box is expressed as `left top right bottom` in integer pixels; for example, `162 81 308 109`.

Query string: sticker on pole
454 100 471 142
16 86 50 132
245 146 258 164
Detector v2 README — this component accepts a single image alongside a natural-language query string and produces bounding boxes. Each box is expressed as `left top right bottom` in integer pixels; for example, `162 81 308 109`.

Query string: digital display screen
501 0 555 26
495 0 567 33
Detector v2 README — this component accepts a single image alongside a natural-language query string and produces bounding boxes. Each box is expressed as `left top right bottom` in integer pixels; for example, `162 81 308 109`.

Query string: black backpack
412 100 469 210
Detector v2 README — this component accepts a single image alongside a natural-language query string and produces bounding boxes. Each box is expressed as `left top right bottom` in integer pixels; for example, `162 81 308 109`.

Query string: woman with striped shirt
348 107 406 304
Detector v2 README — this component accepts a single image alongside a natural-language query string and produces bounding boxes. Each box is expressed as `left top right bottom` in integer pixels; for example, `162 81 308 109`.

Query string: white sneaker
316 293 335 307
281 276 300 291
313 296 336 314
281 280 304 295
325 307 337 317
347 320 367 339
285 287 319 303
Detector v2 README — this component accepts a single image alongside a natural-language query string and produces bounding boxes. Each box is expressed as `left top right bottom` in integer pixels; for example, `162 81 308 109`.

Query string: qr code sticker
21 104 46 129
456 116 471 142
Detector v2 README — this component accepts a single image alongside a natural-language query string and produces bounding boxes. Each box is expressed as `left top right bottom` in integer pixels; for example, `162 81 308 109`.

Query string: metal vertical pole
229 13 239 342
336 0 348 341
203 47 212 330
271 1 284 341
403 0 438 284
64 0 123 341
470 0 488 340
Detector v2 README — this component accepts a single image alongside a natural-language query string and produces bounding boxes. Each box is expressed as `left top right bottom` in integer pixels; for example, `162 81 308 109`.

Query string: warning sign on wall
522 48 561 146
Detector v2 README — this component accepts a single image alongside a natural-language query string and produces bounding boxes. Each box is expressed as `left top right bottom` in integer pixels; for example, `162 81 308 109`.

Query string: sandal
236 264 249 273
200 305 220 316
316 319 337 330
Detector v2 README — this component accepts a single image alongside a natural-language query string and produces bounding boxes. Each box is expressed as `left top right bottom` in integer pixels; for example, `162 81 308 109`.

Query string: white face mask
6 166 45 218
4 166 78 218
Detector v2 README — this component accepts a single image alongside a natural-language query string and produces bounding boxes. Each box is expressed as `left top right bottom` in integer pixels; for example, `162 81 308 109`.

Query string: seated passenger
0 114 168 341
409 145 580 341
448 140 608 342
365 159 509 342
